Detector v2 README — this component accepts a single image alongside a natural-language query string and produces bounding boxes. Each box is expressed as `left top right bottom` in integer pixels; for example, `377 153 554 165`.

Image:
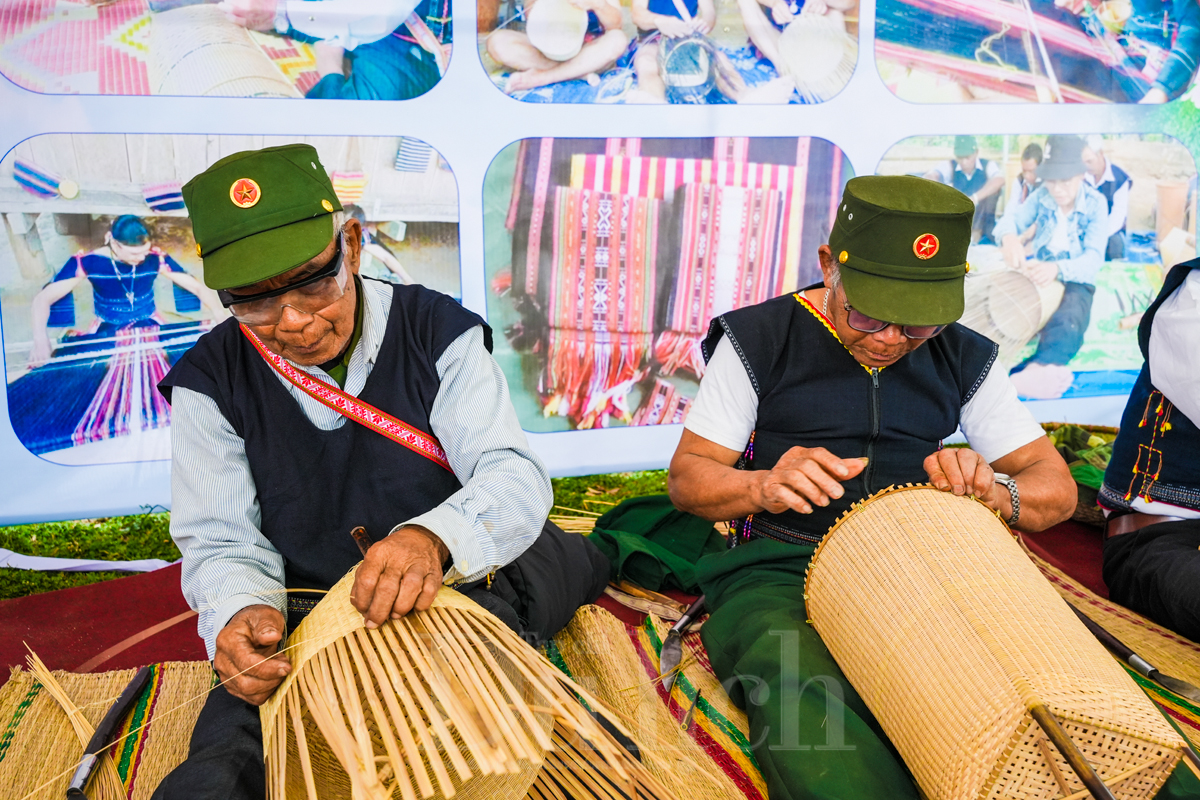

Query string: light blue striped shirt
169 279 552 658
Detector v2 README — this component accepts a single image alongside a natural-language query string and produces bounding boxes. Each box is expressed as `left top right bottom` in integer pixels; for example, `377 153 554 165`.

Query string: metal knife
659 595 706 694
1071 605 1200 704
66 665 152 798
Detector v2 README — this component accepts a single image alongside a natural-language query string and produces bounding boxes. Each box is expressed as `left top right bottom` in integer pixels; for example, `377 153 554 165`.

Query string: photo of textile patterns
493 137 850 432
0 0 317 96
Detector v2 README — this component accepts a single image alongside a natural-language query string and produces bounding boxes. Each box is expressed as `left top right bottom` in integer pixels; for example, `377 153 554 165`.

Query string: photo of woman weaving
0 0 451 99
875 0 1200 103
1 133 462 466
477 0 858 102
878 133 1197 401
484 136 853 431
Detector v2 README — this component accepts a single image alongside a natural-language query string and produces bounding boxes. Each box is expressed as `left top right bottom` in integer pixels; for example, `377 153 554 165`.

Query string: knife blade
1071 605 1200 704
659 595 706 694
66 665 152 798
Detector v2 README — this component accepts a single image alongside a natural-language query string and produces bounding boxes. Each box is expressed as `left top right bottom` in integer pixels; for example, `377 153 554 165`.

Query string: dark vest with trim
1099 261 1200 513
950 158 992 197
1094 163 1131 232
159 280 488 591
703 291 998 543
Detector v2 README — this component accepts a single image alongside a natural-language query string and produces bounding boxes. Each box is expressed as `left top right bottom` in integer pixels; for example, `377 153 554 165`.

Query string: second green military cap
182 144 343 290
828 175 974 327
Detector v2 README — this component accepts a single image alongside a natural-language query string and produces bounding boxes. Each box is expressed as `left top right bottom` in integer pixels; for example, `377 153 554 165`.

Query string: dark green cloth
696 538 919 800
586 495 725 592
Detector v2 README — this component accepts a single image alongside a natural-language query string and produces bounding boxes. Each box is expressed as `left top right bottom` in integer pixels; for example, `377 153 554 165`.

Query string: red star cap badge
229 178 261 209
913 233 939 260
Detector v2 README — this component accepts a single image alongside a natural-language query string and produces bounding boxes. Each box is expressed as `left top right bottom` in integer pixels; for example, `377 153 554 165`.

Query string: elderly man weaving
669 175 1080 799
150 145 589 799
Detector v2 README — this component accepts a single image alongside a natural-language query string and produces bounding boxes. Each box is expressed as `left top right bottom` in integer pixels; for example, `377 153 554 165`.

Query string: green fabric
828 175 973 327
182 144 343 290
695 538 920 800
1049 423 1115 490
586 495 725 592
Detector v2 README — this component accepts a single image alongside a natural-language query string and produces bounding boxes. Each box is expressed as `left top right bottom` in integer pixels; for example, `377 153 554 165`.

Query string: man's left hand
924 447 1005 510
1022 259 1059 287
218 0 279 32
351 525 450 629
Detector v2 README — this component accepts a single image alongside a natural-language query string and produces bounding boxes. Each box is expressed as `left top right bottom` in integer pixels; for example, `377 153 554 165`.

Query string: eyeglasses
218 238 349 326
843 300 946 340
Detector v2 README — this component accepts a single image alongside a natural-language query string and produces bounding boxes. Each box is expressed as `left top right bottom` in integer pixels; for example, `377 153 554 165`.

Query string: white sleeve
683 336 759 453
985 159 1001 179
1149 271 1200 425
959 362 1046 463
169 387 286 661
284 0 420 49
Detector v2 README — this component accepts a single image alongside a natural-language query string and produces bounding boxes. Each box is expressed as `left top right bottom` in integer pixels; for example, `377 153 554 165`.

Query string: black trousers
151 683 264 800
1103 518 1200 643
1018 281 1096 368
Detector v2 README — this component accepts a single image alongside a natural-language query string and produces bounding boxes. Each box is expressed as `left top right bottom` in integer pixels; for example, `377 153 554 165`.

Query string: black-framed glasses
843 300 946 340
218 237 348 325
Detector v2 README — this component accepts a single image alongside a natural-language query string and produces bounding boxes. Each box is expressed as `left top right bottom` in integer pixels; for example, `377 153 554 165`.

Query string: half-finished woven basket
805 485 1186 800
260 567 680 800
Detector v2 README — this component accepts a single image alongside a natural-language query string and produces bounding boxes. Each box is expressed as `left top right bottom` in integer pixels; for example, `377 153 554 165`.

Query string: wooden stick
1029 703 1117 800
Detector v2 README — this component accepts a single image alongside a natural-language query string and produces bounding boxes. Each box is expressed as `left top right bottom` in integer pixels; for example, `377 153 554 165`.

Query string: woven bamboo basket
149 5 302 97
804 485 1186 800
260 567 681 800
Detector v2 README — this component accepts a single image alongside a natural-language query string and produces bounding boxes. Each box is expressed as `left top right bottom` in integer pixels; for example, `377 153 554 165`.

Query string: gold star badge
229 178 261 209
913 233 939 260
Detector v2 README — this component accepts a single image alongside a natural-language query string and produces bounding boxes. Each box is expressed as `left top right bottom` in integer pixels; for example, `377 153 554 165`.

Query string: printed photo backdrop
877 133 1196 401
0 0 451 100
875 0 1200 103
1 133 460 466
484 136 852 431
477 0 858 103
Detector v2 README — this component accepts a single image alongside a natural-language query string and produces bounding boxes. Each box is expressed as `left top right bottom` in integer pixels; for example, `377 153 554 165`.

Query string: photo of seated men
0 0 449 99
881 133 1197 404
477 0 858 102
874 0 1200 103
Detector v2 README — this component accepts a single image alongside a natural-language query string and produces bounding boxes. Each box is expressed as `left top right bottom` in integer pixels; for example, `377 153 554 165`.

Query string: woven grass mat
0 661 214 800
1031 554 1200 751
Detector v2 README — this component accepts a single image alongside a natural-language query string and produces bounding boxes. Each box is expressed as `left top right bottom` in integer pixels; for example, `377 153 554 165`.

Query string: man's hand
351 525 449 629
1140 87 1169 104
753 446 867 515
28 335 52 369
1000 234 1026 271
658 16 694 37
214 604 290 706
218 0 279 32
924 448 1012 515
1021 259 1059 287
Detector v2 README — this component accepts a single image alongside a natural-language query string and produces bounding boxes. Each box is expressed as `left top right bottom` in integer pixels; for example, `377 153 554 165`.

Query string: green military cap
953 135 978 157
182 144 343 290
828 175 973 327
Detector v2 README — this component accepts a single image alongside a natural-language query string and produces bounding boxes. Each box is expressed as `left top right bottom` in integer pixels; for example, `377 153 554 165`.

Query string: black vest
160 280 489 590
704 291 998 543
1093 163 1131 232
1100 261 1200 514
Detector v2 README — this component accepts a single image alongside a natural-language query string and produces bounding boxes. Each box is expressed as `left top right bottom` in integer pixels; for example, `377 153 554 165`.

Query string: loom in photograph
259 567 680 800
804 485 1187 800
148 5 302 98
960 269 1064 366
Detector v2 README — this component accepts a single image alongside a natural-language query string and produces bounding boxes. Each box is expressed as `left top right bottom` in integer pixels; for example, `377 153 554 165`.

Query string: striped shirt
169 279 552 658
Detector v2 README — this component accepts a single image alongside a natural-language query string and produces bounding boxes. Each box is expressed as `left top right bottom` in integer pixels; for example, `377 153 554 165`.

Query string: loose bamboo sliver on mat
260 566 681 799
804 485 1187 800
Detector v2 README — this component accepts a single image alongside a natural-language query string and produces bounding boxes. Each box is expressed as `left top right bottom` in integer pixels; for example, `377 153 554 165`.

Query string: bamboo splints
261 568 680 799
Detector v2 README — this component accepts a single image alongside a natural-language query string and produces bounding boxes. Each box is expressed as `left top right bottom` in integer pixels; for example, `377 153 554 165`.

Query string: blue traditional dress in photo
7 249 205 456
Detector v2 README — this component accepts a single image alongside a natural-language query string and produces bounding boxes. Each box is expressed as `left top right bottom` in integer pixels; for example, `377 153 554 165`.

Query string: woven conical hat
805 485 1186 800
526 0 590 62
261 567 680 799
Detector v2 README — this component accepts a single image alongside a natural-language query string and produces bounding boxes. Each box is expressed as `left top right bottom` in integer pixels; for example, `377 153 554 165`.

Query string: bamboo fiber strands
960 269 1065 366
148 5 303 97
0 661 214 800
777 14 858 103
805 485 1187 800
260 566 681 800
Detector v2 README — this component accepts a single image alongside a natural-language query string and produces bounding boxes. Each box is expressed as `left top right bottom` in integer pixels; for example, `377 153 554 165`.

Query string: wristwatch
994 473 1020 527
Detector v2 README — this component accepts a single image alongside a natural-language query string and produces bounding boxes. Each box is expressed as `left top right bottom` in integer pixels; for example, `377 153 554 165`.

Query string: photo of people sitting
0 0 450 99
880 133 1196 403
477 0 858 102
1 133 461 465
875 0 1200 103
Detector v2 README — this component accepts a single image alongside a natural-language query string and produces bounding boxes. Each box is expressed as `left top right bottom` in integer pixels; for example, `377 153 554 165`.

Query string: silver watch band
995 473 1020 527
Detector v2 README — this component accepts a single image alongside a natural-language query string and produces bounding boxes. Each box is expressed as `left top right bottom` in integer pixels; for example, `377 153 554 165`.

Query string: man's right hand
214 604 290 706
1001 234 1026 271
753 446 866 515
658 17 694 37
218 0 279 32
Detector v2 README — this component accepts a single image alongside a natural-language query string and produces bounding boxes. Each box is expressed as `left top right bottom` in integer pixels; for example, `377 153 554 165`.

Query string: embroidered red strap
239 325 453 472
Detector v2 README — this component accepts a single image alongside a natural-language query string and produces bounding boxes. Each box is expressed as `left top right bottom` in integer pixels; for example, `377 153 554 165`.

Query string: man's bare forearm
1007 456 1076 532
668 452 764 522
